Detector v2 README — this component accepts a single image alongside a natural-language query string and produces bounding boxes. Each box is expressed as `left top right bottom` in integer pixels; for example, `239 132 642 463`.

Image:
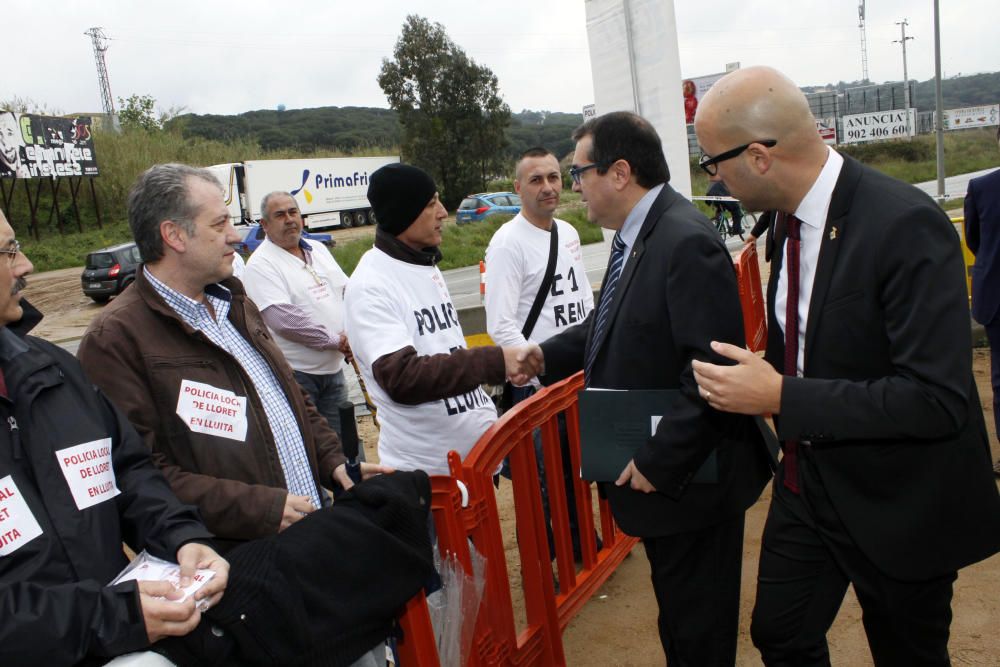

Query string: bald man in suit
692 66 1000 666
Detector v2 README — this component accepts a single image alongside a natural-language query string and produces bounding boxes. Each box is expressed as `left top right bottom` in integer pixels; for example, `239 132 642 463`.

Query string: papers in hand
109 550 216 603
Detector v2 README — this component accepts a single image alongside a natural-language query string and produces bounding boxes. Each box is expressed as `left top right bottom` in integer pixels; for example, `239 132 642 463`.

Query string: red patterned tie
783 214 801 494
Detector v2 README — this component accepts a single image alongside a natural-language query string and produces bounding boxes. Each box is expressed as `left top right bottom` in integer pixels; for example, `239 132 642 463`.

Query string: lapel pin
829 226 838 240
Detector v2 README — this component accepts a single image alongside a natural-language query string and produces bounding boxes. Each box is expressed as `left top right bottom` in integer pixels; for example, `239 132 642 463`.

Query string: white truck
207 155 399 230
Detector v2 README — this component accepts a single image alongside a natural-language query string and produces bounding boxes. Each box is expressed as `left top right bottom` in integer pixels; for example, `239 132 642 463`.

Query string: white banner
841 109 916 145
943 105 999 130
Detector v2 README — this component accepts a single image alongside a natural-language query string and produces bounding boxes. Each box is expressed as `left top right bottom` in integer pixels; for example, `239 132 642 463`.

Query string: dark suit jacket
765 155 1000 581
964 168 1000 326
542 185 773 538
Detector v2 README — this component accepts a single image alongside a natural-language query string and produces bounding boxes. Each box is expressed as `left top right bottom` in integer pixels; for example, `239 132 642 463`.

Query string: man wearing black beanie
345 163 543 475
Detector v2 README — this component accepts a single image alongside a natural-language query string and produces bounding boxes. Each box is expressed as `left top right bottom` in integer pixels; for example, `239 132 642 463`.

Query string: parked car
81 242 143 303
234 223 334 255
455 192 522 224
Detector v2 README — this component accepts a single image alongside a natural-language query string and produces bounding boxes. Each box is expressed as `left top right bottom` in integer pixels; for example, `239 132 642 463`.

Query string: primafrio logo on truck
290 168 374 204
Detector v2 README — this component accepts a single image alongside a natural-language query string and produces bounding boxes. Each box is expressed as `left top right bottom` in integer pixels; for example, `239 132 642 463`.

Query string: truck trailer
207 155 399 230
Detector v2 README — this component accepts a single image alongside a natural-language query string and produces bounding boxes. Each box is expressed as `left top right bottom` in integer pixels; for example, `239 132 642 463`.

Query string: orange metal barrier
395 371 638 666
735 242 767 352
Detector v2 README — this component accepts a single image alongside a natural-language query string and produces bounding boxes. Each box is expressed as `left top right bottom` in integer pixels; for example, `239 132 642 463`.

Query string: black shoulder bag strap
498 222 559 413
521 221 560 340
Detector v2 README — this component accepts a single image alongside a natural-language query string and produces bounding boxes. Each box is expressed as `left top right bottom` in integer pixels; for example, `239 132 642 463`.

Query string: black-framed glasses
698 139 777 175
569 162 603 185
0 240 21 264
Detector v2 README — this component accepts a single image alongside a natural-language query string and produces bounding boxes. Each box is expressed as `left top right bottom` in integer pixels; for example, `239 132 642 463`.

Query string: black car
81 242 142 303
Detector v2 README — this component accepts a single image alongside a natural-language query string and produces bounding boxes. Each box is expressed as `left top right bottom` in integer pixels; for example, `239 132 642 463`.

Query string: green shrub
486 177 514 193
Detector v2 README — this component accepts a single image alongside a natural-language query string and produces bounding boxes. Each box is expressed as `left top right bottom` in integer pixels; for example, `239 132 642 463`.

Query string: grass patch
21 220 134 271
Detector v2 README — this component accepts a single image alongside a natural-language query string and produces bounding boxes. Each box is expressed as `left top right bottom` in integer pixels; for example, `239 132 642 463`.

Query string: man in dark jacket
78 164 389 550
964 126 1000 474
0 208 229 666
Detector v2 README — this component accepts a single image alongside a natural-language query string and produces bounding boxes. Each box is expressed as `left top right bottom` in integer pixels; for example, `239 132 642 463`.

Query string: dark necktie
783 214 802 494
585 231 626 384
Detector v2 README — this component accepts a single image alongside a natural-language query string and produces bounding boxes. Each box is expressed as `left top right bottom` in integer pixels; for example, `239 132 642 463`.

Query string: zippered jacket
78 271 346 547
0 302 213 665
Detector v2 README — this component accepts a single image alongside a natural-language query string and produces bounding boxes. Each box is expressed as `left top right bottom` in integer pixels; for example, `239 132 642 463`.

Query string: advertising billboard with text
0 112 98 179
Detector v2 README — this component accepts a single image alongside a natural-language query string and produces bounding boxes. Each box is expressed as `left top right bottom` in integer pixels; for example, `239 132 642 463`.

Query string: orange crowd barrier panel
395 371 638 666
735 242 767 352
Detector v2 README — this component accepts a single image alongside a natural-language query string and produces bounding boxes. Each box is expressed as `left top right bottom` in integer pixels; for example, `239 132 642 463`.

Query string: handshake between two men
503 342 546 387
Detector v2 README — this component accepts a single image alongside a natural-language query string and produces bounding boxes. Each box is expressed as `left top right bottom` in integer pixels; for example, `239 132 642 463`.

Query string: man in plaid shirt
79 163 389 549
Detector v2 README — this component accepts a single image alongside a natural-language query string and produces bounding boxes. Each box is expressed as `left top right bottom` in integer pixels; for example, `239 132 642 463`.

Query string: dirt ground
24 258 1000 667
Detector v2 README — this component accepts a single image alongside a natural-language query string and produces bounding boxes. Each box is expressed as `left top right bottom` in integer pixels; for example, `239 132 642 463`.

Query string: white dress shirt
775 147 844 376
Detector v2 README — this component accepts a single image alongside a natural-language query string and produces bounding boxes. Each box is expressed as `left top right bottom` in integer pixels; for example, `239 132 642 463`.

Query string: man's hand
745 233 758 245
615 460 657 493
280 493 316 531
138 580 200 643
337 332 354 364
176 542 228 610
332 461 394 490
691 341 783 415
503 343 544 385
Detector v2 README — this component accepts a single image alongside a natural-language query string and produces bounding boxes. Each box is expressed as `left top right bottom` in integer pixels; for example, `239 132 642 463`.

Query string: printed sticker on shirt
0 475 44 555
56 438 122 511
176 379 248 442
307 282 332 303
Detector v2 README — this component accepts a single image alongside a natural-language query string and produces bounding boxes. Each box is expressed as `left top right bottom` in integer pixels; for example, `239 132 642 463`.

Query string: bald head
694 66 830 213
695 66 820 150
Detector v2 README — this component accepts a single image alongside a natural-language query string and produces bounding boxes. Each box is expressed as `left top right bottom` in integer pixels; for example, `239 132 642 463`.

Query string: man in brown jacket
79 163 388 550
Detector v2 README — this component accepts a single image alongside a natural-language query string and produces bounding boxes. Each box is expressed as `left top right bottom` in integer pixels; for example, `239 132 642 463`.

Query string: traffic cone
479 260 486 303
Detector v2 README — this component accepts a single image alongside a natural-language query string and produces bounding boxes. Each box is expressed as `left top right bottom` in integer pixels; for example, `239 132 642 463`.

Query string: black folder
577 388 718 483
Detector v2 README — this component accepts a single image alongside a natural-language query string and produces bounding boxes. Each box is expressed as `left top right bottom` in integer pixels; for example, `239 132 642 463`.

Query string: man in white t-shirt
486 147 593 350
485 147 596 560
345 163 541 476
243 192 355 449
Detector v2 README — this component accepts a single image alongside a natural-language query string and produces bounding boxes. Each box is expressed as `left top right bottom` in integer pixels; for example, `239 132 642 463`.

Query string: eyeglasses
0 240 21 264
698 139 777 176
569 162 603 185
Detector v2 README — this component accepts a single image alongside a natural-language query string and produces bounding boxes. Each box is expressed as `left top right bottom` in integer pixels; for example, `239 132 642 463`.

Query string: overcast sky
4 0 996 117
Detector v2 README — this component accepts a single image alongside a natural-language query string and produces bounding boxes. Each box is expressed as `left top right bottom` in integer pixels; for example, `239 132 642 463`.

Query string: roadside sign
943 105 999 130
583 104 597 120
681 71 727 125
815 116 837 145
841 109 916 145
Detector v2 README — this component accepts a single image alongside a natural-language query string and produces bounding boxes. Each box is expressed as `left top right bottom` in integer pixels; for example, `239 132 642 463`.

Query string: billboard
841 109 916 145
681 72 727 125
0 112 99 179
943 105 999 130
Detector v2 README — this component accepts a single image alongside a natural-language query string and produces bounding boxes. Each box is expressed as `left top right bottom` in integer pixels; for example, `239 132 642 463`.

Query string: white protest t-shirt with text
344 247 496 475
485 214 594 347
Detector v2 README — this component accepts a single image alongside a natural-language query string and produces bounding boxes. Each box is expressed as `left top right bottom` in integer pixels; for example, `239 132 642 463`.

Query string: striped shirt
144 268 324 508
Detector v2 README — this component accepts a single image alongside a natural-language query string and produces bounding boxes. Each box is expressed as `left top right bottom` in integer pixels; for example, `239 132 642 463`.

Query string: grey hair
259 191 295 221
127 163 222 262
